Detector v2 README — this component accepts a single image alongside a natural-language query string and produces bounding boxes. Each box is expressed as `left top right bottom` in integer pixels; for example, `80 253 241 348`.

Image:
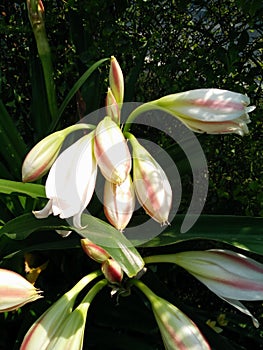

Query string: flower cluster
23 57 173 231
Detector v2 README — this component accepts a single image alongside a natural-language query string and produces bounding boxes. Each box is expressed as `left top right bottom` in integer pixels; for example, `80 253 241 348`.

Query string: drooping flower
105 87 120 125
94 116 131 185
22 123 94 182
144 249 263 327
0 268 42 313
132 279 211 350
81 238 110 263
153 88 255 135
104 175 135 231
109 56 124 106
127 132 172 225
20 271 102 350
33 131 97 228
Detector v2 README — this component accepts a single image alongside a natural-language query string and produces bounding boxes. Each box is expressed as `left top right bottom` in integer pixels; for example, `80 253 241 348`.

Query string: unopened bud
81 239 110 263
101 259 123 284
109 56 124 106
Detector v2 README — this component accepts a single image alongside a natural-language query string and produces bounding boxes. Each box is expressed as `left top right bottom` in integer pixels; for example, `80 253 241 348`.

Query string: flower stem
144 255 175 265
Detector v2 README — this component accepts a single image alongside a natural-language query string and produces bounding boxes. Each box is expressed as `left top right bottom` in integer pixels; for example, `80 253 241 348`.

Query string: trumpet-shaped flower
81 238 110 263
94 117 131 184
104 175 135 231
109 56 124 106
133 279 210 350
0 268 42 312
22 123 94 182
145 249 263 327
33 131 97 228
127 133 172 225
45 280 107 350
20 271 102 350
154 88 255 135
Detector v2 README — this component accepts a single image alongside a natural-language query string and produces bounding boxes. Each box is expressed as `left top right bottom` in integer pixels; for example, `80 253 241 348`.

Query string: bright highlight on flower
109 56 124 106
94 116 131 185
127 133 172 225
33 131 97 228
152 88 255 135
104 175 135 231
144 249 263 327
22 123 94 182
20 271 102 350
132 279 211 350
0 268 42 313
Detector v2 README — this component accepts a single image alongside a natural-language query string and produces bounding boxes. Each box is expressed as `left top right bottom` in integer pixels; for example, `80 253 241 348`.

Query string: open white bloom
154 88 255 135
33 131 97 228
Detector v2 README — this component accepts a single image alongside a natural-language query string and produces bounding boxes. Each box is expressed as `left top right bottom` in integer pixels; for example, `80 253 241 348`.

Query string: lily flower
127 132 172 225
104 175 135 231
153 88 255 135
109 56 124 106
20 271 102 350
144 249 263 327
0 268 42 312
33 131 97 228
45 279 107 350
22 123 94 182
94 117 131 185
106 87 120 125
132 279 211 350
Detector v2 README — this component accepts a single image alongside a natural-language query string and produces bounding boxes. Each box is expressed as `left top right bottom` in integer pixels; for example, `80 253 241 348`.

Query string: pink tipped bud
104 175 135 231
101 259 123 284
109 56 124 106
0 268 42 312
81 239 110 263
129 134 172 225
94 116 131 184
106 87 120 124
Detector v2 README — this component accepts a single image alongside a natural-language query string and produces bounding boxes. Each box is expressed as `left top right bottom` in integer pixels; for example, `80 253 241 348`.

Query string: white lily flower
94 117 131 184
154 88 255 135
0 269 42 312
145 249 263 327
133 279 211 350
104 175 135 231
33 131 97 228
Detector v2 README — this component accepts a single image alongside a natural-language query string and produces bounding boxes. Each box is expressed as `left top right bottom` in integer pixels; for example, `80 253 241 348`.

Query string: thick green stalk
27 0 58 122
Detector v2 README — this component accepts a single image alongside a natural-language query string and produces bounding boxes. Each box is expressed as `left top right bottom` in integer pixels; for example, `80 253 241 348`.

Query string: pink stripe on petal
190 99 244 111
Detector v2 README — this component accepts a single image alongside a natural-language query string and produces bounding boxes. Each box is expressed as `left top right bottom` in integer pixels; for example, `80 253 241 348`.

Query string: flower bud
154 88 255 135
94 116 131 184
101 259 123 284
109 56 124 106
106 87 120 124
0 268 42 312
22 123 94 182
104 175 135 231
81 238 110 263
128 134 172 225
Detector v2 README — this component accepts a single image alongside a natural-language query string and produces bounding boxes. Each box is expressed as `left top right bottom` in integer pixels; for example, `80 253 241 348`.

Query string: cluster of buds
81 238 123 284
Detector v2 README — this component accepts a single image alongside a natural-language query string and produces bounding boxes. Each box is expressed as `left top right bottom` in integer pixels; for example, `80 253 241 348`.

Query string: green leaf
140 215 263 255
50 58 109 132
0 179 46 199
0 213 145 277
75 214 145 278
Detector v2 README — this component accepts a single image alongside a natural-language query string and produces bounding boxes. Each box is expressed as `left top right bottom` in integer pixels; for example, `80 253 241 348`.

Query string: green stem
63 123 96 134
129 279 155 303
77 279 108 309
66 270 103 301
27 0 58 121
123 101 169 133
144 255 175 265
